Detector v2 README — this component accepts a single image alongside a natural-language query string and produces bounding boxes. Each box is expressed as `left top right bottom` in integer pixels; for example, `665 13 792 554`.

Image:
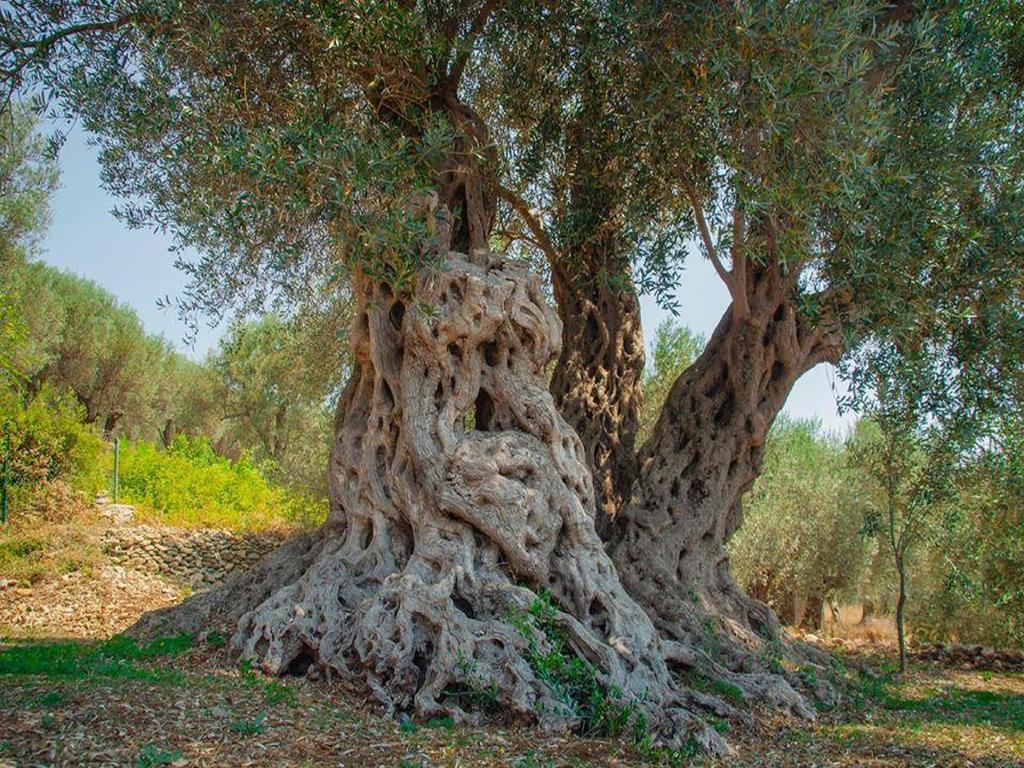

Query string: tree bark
800 595 824 632
611 264 846 667
895 558 907 673
160 418 175 449
549 260 644 539
137 229 734 751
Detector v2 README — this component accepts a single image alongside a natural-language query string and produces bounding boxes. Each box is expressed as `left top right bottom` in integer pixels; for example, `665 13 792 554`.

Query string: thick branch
682 179 733 292
497 186 558 265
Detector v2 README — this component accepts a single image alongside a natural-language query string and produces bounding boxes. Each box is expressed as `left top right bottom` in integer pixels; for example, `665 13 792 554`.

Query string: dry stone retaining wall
101 525 285 589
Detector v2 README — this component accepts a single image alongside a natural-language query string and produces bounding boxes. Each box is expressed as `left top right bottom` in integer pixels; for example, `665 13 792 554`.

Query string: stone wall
101 525 284 589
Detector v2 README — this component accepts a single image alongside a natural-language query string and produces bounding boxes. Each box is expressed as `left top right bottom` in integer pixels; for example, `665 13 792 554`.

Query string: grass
1 640 1022 766
0 515 105 586
230 713 269 735
136 744 183 767
0 633 193 683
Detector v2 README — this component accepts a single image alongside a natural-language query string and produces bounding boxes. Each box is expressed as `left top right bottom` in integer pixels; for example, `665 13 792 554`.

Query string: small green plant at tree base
237 658 297 707
230 713 269 736
135 744 182 767
509 591 647 741
633 733 703 766
443 651 501 713
398 718 418 734
205 631 227 648
512 752 557 768
263 679 296 707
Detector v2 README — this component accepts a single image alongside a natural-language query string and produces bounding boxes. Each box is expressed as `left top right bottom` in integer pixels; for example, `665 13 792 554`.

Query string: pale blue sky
39 123 853 433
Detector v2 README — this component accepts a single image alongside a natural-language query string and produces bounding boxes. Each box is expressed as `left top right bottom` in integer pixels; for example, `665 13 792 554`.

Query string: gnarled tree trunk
550 260 644 539
137 210 758 751
611 265 845 669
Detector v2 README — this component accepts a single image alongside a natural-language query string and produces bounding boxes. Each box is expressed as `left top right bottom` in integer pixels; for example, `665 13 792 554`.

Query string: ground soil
1 533 1022 767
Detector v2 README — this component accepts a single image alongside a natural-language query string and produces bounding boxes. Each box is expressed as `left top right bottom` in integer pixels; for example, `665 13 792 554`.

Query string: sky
39 123 854 434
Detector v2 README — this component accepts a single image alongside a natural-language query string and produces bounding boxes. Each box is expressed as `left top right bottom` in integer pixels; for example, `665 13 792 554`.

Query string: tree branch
681 178 739 303
2 13 138 54
447 0 502 88
2 13 139 84
496 185 558 265
730 204 749 320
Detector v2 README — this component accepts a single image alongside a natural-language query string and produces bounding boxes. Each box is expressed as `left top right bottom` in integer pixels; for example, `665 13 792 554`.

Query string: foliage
0 634 193 682
0 103 58 268
730 418 868 627
509 591 646 741
0 383 107 515
909 411 1024 648
213 314 343 496
117 434 325 531
637 320 705 446
0 103 57 384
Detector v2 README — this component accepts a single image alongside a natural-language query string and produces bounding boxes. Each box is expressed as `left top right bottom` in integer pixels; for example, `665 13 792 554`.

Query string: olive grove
3 0 1022 751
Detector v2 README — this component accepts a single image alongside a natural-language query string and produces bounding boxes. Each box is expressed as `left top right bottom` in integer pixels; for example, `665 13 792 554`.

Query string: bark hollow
550 266 644 538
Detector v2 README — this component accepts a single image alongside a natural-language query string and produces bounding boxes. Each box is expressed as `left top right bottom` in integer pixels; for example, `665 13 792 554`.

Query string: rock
99 504 136 524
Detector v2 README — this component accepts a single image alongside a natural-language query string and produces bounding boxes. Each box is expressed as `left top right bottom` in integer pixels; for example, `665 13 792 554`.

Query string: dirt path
0 564 183 640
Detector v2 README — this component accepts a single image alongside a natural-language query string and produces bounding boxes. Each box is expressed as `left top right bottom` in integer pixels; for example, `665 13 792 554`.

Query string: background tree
846 353 961 673
729 418 868 631
909 408 1024 648
637 320 705 447
0 104 57 382
18 267 163 435
149 349 222 449
213 313 343 495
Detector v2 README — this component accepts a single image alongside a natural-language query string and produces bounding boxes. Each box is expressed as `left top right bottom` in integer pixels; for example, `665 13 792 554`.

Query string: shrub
117 434 325 531
0 383 106 517
729 418 868 628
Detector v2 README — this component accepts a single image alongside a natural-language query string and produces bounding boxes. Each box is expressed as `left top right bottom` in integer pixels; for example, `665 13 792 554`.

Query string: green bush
117 434 325 531
0 383 106 515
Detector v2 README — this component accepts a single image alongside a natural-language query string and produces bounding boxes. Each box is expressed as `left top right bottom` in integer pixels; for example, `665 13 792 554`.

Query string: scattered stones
99 504 136 524
916 642 1024 671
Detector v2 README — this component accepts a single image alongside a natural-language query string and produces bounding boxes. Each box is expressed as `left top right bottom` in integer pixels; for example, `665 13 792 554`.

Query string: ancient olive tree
1 0 775 750
3 0 1023 749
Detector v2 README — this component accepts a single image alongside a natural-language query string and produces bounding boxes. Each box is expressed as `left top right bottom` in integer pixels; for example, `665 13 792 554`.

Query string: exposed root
218 243 730 752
